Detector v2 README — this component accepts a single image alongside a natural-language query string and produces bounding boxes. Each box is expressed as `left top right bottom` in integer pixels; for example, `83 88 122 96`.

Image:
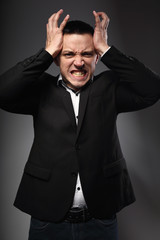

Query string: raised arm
93 11 160 112
0 10 69 114
0 49 53 114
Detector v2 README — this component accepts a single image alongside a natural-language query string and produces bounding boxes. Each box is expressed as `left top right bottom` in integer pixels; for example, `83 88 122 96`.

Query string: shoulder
28 73 58 95
90 70 119 96
93 70 118 86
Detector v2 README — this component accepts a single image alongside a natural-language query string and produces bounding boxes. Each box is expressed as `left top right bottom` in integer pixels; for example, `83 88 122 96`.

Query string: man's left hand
93 11 110 56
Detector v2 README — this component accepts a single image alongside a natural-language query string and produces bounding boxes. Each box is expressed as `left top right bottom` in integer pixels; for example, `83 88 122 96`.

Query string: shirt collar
57 74 94 94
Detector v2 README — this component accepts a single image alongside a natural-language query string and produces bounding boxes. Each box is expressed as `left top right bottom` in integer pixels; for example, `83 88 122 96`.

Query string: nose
74 55 84 68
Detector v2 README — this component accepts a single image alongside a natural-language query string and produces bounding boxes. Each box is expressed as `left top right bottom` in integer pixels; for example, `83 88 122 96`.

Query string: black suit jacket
0 46 160 222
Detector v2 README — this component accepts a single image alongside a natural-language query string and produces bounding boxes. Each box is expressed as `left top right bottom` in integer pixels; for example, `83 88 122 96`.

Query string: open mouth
71 70 87 77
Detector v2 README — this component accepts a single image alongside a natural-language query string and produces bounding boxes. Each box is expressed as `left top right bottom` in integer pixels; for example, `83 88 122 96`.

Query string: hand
93 11 110 56
45 9 70 58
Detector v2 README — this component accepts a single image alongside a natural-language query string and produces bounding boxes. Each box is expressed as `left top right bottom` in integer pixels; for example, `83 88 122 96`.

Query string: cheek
86 57 97 70
89 61 97 72
60 61 72 73
60 64 69 75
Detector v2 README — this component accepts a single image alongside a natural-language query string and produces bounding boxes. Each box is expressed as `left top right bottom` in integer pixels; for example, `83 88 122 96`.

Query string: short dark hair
63 20 94 36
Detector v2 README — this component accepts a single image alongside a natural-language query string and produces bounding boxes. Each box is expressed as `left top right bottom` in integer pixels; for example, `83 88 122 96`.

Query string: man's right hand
45 9 70 58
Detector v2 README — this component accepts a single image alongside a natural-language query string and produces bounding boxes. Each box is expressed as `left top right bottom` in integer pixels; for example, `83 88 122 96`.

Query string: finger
48 9 63 30
96 12 110 29
46 23 49 34
46 23 51 39
52 9 64 28
93 10 101 28
47 13 56 31
59 14 70 31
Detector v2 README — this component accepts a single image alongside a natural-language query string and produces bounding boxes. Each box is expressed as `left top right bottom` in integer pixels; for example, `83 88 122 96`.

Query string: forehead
62 33 94 51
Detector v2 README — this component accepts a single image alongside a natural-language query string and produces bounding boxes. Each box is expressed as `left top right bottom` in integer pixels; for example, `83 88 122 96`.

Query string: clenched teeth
71 71 86 76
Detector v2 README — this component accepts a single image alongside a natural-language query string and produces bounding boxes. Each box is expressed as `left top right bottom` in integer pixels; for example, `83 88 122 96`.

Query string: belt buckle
65 207 91 223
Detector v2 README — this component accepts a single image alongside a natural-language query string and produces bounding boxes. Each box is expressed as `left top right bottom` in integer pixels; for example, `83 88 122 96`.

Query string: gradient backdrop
0 0 160 239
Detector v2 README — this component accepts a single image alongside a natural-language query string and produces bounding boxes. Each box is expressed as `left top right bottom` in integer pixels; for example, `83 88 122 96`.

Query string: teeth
72 71 85 76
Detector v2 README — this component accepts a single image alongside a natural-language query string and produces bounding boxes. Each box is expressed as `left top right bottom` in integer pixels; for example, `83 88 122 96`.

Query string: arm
0 9 69 114
0 49 53 114
102 47 160 112
93 11 160 112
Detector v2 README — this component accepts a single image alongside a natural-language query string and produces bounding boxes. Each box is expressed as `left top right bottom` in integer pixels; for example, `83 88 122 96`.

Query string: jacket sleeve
0 49 53 115
101 46 160 113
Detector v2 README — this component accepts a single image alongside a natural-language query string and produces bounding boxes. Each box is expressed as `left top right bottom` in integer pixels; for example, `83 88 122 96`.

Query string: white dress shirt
57 47 111 208
58 76 87 208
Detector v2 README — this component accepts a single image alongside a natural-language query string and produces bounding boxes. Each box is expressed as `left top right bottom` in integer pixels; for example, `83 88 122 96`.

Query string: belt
65 207 92 223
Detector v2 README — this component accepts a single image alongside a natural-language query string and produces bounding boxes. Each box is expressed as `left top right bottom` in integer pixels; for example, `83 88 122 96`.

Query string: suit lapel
61 88 77 132
57 78 91 137
76 84 91 139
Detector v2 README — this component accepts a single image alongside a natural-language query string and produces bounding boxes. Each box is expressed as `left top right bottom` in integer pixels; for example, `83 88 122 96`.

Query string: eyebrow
62 50 95 54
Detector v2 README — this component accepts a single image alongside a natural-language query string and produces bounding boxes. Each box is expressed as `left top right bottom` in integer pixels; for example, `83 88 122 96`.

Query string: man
0 9 160 240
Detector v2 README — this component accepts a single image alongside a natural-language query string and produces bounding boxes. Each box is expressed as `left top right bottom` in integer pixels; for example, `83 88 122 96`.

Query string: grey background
0 0 160 239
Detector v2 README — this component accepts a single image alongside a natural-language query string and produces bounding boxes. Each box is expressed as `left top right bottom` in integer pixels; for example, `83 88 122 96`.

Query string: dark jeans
28 216 119 240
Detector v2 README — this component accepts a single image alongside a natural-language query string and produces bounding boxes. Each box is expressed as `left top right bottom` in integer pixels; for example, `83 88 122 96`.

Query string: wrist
45 47 60 59
101 46 111 58
97 44 111 56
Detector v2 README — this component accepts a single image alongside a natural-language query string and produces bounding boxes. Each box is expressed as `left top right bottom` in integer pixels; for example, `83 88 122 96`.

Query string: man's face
57 33 98 91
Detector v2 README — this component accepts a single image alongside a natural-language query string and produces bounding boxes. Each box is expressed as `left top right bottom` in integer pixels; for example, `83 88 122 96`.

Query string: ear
95 54 99 64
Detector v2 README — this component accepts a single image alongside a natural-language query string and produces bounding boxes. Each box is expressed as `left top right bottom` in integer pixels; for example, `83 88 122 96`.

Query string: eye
63 52 75 58
82 52 94 57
